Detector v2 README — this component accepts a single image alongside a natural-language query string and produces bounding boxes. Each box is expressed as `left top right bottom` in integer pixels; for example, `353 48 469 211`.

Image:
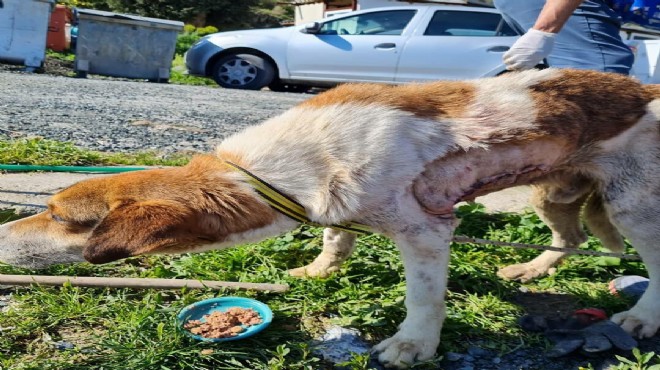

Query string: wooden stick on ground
0 275 289 293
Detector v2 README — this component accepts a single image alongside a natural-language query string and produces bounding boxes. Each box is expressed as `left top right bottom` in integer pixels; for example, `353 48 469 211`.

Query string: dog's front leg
288 228 356 278
373 219 455 368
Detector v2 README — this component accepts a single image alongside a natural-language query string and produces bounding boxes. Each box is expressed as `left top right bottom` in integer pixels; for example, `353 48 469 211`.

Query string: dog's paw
497 263 555 283
287 263 339 278
372 333 439 368
611 307 660 338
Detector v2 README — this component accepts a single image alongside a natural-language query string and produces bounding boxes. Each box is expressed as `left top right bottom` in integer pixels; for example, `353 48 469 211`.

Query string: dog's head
0 156 277 269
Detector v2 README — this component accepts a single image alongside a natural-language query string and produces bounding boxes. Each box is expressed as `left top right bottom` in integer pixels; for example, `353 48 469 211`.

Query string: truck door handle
487 46 510 52
374 43 396 50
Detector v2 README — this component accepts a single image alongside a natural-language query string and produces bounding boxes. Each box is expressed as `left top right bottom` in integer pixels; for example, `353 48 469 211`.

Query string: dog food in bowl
183 307 262 339
177 297 273 342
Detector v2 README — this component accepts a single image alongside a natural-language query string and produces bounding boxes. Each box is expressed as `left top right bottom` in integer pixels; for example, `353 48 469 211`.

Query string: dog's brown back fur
528 70 653 146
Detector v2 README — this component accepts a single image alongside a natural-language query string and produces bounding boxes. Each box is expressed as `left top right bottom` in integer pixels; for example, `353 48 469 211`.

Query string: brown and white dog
1 69 659 367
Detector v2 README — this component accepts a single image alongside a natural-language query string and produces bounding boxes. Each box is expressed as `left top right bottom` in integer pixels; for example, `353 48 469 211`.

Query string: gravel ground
0 70 308 154
2 66 659 370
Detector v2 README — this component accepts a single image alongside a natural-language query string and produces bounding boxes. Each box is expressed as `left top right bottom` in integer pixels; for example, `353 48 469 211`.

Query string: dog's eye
51 214 66 223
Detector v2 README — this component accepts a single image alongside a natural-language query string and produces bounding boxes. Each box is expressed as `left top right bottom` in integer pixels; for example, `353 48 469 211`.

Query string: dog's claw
372 333 438 368
611 307 660 339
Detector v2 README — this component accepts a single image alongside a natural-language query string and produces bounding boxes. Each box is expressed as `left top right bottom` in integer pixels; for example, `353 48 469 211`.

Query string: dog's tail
583 192 625 253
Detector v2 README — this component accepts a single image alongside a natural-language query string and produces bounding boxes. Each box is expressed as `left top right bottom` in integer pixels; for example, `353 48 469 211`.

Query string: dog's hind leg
288 227 356 278
497 182 589 283
583 192 625 253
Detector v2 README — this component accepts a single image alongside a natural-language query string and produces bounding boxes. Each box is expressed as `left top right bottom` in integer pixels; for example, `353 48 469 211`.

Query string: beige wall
295 3 325 25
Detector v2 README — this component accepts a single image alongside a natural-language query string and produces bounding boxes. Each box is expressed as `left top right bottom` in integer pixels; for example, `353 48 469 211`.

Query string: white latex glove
503 28 556 70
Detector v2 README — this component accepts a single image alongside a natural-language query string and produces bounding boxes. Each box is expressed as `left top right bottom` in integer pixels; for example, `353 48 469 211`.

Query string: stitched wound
413 141 564 214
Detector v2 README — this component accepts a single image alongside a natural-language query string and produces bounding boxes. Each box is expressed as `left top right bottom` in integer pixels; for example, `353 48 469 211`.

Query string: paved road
0 71 308 153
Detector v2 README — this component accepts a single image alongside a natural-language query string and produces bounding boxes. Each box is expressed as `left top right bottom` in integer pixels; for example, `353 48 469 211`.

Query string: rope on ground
452 235 641 261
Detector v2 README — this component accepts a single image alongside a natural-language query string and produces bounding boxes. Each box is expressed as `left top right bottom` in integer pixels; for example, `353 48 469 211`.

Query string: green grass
0 144 650 369
46 49 75 62
0 138 191 167
0 207 645 369
169 55 218 87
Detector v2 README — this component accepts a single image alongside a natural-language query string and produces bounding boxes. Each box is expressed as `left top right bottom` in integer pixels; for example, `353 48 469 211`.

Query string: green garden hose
0 164 146 173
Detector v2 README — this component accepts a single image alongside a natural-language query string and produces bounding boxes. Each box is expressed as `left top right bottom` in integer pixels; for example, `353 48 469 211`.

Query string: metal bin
0 0 54 71
74 9 184 81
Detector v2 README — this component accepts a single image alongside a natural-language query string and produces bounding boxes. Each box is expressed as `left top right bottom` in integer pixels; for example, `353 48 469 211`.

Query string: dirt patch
439 290 660 370
0 55 74 76
0 62 26 74
58 325 106 348
512 291 582 319
42 57 75 77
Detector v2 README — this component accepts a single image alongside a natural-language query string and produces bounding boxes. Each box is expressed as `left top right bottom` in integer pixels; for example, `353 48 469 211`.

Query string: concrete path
1 172 109 215
467 186 532 213
1 171 533 215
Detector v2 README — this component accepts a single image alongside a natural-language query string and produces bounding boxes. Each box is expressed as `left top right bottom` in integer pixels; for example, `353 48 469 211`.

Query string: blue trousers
493 0 634 74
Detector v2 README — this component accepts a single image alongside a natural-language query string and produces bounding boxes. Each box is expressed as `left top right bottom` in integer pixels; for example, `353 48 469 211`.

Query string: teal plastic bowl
177 297 273 342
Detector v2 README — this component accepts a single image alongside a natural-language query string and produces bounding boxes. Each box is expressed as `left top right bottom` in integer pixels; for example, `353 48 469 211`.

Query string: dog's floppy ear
83 200 218 264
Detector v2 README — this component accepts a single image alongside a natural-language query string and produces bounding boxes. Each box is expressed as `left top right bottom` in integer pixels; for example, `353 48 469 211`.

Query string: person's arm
502 0 584 70
533 0 584 32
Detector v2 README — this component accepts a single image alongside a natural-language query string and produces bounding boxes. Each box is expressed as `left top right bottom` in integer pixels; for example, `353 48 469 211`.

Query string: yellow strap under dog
224 161 372 235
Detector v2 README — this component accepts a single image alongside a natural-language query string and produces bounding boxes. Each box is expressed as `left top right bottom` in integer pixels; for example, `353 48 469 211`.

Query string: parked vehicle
184 4 520 90
620 24 660 84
